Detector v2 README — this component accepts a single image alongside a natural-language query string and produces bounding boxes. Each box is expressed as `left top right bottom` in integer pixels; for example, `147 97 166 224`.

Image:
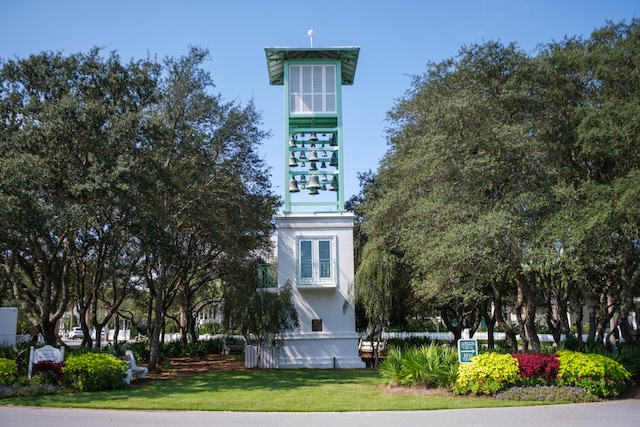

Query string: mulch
128 354 245 387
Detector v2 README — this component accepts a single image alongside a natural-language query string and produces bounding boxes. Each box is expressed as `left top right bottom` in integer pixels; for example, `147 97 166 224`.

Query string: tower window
299 238 335 284
290 64 336 114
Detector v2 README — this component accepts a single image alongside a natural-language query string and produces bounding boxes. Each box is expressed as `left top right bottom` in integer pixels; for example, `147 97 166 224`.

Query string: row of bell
289 151 338 168
289 174 339 194
289 132 337 147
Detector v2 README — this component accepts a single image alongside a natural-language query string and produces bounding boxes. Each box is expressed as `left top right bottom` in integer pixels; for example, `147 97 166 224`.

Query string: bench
222 336 246 355
28 345 65 378
358 340 387 368
122 349 148 384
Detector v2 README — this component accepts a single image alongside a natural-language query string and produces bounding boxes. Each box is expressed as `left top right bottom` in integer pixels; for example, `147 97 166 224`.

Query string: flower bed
453 350 631 398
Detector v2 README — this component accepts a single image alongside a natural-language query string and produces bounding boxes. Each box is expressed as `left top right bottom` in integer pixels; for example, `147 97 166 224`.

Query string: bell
300 175 307 189
289 177 300 193
289 135 297 147
329 135 337 146
309 187 319 195
299 151 307 163
289 153 298 167
307 174 321 190
329 176 339 191
308 150 319 162
309 161 318 171
320 161 327 169
309 132 318 142
329 152 338 167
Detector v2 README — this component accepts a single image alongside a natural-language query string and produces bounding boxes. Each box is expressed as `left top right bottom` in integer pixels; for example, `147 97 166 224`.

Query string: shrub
0 342 34 376
453 352 520 395
378 346 404 386
0 358 18 386
184 341 208 357
0 383 67 398
617 346 640 383
379 344 458 388
63 353 127 392
556 350 630 397
31 361 64 385
200 337 223 354
386 336 432 350
512 353 559 384
496 385 599 403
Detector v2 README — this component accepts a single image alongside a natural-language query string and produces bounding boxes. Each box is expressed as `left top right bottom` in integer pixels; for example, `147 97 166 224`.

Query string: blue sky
1 1 638 204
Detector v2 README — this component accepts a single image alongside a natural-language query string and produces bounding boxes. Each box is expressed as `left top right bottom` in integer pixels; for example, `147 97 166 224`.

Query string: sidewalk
2 400 639 427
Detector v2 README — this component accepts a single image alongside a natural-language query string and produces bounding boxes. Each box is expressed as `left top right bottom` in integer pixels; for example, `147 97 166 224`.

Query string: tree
0 49 158 344
366 41 550 349
355 20 640 351
138 47 280 369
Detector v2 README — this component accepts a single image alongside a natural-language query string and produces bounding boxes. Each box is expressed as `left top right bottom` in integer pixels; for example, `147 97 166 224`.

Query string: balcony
257 264 277 289
297 260 336 288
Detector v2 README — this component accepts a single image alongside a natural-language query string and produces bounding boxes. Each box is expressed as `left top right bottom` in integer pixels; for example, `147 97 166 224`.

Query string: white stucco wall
276 213 364 368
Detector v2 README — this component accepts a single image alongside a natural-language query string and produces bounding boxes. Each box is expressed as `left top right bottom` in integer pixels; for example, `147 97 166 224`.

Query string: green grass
1 369 557 412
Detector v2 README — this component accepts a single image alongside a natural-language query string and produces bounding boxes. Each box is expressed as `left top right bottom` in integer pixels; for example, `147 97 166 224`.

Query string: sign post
457 338 478 364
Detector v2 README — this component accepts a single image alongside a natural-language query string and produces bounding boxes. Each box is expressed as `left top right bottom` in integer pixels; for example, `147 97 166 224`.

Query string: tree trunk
515 270 540 351
149 285 164 371
490 278 518 352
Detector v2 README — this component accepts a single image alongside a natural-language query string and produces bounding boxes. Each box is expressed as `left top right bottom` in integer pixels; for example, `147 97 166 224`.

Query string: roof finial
308 29 314 48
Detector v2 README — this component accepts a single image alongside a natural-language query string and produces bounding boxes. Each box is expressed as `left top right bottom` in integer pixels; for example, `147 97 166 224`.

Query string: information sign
457 339 478 364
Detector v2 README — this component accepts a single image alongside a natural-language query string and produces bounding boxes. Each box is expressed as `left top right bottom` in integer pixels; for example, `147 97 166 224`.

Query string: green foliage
496 385 599 403
0 342 31 375
242 284 299 346
199 323 219 335
378 346 404 386
617 346 640 383
200 338 223 354
355 19 640 352
0 358 17 385
453 352 520 395
556 350 630 397
379 344 459 388
62 353 127 392
386 336 432 350
156 338 222 359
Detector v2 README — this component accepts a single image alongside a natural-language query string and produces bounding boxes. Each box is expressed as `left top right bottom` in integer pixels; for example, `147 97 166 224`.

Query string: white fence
245 345 279 368
381 331 590 343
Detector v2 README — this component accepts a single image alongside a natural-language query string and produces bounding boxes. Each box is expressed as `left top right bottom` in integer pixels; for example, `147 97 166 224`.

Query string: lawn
1 369 554 412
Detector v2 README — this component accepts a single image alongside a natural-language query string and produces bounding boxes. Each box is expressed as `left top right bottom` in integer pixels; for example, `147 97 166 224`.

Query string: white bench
122 349 148 384
358 340 386 354
28 345 65 378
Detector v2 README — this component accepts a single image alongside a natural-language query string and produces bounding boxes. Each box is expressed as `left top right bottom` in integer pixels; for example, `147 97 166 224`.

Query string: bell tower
265 33 364 368
265 36 358 213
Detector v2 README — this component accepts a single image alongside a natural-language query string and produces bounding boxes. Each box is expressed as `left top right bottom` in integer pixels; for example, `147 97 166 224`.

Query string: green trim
265 47 360 86
273 47 354 214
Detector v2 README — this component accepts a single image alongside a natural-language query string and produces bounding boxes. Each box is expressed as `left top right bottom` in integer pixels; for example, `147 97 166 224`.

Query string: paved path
2 400 639 427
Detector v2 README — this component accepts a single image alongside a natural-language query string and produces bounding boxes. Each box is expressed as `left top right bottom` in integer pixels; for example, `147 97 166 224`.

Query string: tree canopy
355 19 640 350
0 47 281 361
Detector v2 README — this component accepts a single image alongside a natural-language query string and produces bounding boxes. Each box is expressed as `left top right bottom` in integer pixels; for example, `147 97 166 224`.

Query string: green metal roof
264 47 360 86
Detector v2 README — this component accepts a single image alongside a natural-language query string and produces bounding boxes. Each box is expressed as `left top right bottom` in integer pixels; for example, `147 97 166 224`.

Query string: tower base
279 332 365 369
